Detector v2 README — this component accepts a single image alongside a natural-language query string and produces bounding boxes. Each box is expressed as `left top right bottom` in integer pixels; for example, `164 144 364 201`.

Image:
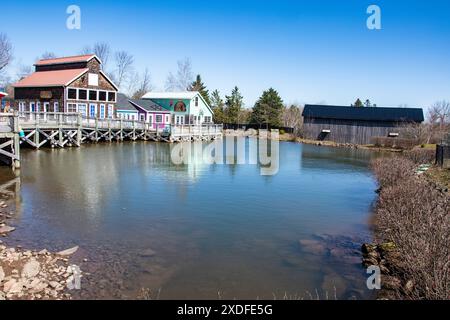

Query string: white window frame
78 89 88 101
107 104 114 119
54 102 59 113
155 114 163 123
66 103 78 113
19 101 26 112
89 103 97 118
78 103 87 117
99 104 106 119
148 115 153 124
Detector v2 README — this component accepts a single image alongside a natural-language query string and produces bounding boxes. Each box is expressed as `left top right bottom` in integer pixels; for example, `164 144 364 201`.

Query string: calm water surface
0 141 379 299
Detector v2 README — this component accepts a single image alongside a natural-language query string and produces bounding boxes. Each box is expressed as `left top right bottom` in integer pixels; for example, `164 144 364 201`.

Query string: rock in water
0 226 15 234
57 246 79 256
22 259 41 278
298 239 327 255
139 248 156 257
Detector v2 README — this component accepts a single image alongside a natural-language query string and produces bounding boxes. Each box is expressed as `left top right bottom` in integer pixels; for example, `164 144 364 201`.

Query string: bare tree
80 42 111 69
130 68 153 99
113 51 134 90
165 58 193 91
428 100 450 129
40 51 56 60
282 104 304 135
16 63 33 80
0 33 13 80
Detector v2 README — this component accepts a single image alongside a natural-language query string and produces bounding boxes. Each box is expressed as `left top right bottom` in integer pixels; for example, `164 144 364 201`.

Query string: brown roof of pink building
34 54 98 66
13 68 89 87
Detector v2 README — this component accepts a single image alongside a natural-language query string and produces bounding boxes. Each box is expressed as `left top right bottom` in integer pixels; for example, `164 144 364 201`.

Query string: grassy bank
368 150 449 300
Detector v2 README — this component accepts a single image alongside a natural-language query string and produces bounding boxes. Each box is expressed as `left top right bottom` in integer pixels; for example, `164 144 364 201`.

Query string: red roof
13 68 89 87
34 54 99 66
0 91 7 98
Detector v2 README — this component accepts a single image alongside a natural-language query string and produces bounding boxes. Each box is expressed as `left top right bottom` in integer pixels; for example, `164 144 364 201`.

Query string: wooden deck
0 112 223 169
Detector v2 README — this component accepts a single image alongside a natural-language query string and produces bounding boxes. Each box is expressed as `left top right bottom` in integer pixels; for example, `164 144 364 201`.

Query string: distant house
142 92 214 125
13 54 119 118
128 99 171 130
302 105 425 145
116 94 171 130
116 93 138 120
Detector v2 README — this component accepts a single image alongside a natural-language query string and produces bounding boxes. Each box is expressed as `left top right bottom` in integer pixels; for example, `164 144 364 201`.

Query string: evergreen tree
225 86 244 123
189 74 211 105
353 98 363 107
250 88 284 127
210 89 226 123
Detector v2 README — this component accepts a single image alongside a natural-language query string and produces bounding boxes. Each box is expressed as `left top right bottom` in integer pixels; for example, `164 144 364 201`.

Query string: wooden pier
0 112 223 168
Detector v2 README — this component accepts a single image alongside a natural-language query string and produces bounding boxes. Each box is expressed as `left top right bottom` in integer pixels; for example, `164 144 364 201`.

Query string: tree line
0 33 448 139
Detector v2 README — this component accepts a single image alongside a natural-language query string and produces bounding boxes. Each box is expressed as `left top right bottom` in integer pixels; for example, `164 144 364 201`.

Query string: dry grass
371 156 450 300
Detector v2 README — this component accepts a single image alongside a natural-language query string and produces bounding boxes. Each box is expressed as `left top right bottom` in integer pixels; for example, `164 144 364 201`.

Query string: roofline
129 100 170 113
143 91 214 115
303 104 424 111
34 54 102 67
99 71 119 91
64 68 90 86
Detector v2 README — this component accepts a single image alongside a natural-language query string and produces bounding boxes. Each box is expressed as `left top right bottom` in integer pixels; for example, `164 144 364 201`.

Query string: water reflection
3 141 378 299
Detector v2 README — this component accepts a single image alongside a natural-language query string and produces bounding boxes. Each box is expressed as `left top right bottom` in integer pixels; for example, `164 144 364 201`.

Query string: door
100 104 105 119
43 102 49 120
89 104 97 118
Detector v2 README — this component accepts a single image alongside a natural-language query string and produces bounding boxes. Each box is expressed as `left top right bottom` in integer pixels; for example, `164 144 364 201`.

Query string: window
166 115 169 123
155 115 163 123
19 102 26 112
100 104 105 119
108 105 114 118
88 73 99 86
205 116 212 123
43 102 49 112
68 89 77 99
148 115 152 124
30 102 35 112
195 96 199 107
131 115 135 120
89 90 98 101
54 102 59 113
78 89 87 100
89 104 96 117
78 104 87 116
99 91 107 101
36 102 41 112
140 114 145 122
108 92 116 102
67 103 77 113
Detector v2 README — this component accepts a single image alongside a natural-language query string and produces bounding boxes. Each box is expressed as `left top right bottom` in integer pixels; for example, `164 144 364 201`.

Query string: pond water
0 140 380 299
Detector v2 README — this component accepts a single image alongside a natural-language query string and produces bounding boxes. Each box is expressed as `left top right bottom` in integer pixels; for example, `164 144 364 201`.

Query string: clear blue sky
1 0 449 109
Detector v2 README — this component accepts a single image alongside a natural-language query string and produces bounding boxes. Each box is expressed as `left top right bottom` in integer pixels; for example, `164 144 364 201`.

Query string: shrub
371 156 450 300
371 137 418 150
403 148 436 164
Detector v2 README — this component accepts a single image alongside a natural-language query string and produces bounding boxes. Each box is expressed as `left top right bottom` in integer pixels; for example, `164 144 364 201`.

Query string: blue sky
1 0 449 109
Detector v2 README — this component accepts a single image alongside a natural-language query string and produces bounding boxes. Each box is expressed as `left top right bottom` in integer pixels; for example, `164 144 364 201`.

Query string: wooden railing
0 112 19 134
16 112 223 136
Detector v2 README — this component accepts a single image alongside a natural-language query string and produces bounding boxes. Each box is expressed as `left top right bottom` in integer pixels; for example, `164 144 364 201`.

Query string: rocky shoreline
0 198 81 300
361 242 413 300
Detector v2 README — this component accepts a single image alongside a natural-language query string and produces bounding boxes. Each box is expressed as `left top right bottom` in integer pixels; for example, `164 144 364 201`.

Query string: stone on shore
56 246 79 256
0 266 4 282
22 259 41 278
0 226 15 235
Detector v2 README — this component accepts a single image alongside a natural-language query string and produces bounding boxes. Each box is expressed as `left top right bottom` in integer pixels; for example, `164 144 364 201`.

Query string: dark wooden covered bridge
302 105 424 145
